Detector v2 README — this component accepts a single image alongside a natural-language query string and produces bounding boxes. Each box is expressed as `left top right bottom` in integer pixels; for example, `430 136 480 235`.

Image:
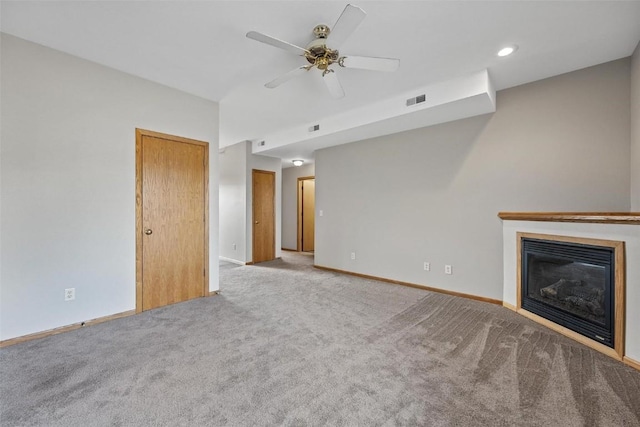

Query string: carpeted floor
1 252 639 426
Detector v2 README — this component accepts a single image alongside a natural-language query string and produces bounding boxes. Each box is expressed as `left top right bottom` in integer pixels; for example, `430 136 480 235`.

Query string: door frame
135 128 209 313
252 169 276 263
297 176 315 252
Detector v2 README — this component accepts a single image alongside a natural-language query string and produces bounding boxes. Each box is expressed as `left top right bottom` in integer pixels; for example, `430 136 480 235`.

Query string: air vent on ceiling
406 94 426 107
308 124 320 132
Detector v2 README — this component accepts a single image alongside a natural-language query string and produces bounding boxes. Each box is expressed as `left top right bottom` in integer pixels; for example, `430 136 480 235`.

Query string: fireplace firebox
520 236 619 348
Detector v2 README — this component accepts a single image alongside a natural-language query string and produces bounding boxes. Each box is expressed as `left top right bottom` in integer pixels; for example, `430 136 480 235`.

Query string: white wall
282 164 315 250
0 34 219 341
315 58 631 301
632 41 640 210
218 141 281 265
501 221 640 362
219 141 247 263
246 154 282 262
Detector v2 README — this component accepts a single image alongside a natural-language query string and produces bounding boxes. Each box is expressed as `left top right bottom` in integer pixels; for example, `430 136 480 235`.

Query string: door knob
255 221 259 224
145 229 153 235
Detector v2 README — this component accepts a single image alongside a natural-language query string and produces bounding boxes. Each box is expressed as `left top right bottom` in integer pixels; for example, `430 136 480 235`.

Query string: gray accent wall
315 59 631 301
0 34 220 340
632 42 640 211
282 164 315 250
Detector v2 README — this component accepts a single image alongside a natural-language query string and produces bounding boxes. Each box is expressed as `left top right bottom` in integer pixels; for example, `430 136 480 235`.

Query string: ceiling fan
246 4 399 98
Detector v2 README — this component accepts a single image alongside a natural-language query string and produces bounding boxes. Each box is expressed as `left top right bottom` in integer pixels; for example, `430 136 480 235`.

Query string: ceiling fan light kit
246 4 400 98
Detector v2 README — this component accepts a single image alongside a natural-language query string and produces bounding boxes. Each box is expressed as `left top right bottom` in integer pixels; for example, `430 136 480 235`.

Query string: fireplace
521 237 614 346
517 232 625 359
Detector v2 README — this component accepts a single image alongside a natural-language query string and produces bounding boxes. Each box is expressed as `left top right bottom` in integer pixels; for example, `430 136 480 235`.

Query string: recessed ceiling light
498 45 518 57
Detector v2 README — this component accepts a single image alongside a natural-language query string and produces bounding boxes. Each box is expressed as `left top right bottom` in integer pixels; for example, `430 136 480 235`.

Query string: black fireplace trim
521 237 615 348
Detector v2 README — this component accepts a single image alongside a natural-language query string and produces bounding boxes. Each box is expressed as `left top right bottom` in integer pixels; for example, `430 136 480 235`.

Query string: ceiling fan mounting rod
313 24 330 39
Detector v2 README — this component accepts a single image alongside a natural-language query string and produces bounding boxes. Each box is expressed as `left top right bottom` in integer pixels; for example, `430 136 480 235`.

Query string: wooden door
252 169 275 263
136 129 209 312
298 177 315 252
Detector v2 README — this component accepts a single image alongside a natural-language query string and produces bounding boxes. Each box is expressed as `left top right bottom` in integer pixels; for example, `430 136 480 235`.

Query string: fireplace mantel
498 212 640 224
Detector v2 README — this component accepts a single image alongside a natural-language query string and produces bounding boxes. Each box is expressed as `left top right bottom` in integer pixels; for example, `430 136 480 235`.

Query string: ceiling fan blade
327 4 366 49
340 55 400 72
322 69 345 99
265 66 310 88
246 31 309 56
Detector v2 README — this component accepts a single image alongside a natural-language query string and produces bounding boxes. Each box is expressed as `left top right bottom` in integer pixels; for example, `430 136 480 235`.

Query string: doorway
135 129 209 312
252 169 276 263
297 176 315 252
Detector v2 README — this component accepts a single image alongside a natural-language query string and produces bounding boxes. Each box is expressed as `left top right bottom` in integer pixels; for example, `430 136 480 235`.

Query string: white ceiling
2 1 640 164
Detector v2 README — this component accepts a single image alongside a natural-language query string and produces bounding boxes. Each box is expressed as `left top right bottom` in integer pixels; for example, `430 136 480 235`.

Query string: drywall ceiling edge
255 70 496 163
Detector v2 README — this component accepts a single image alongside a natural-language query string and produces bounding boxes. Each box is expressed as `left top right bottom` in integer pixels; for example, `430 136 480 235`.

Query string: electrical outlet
232 243 237 250
319 210 323 217
445 265 452 275
351 252 356 260
424 262 430 271
65 288 75 301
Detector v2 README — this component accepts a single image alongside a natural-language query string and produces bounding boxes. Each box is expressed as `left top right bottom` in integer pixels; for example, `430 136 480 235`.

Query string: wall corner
631 41 640 210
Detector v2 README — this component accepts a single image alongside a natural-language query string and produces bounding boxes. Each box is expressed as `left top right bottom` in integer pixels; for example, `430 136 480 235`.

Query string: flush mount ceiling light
292 159 304 167
497 45 518 57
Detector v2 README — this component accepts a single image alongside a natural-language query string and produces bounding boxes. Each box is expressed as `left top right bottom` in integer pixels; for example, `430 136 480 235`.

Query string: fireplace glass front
521 238 615 347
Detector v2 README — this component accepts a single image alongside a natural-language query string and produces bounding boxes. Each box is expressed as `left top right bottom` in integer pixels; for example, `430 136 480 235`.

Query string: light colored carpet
1 252 639 426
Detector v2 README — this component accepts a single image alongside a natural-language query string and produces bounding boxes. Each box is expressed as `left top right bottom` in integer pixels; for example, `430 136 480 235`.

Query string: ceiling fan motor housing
306 26 339 70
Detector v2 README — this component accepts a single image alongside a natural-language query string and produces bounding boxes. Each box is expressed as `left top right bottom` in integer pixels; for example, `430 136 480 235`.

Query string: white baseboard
219 256 246 265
